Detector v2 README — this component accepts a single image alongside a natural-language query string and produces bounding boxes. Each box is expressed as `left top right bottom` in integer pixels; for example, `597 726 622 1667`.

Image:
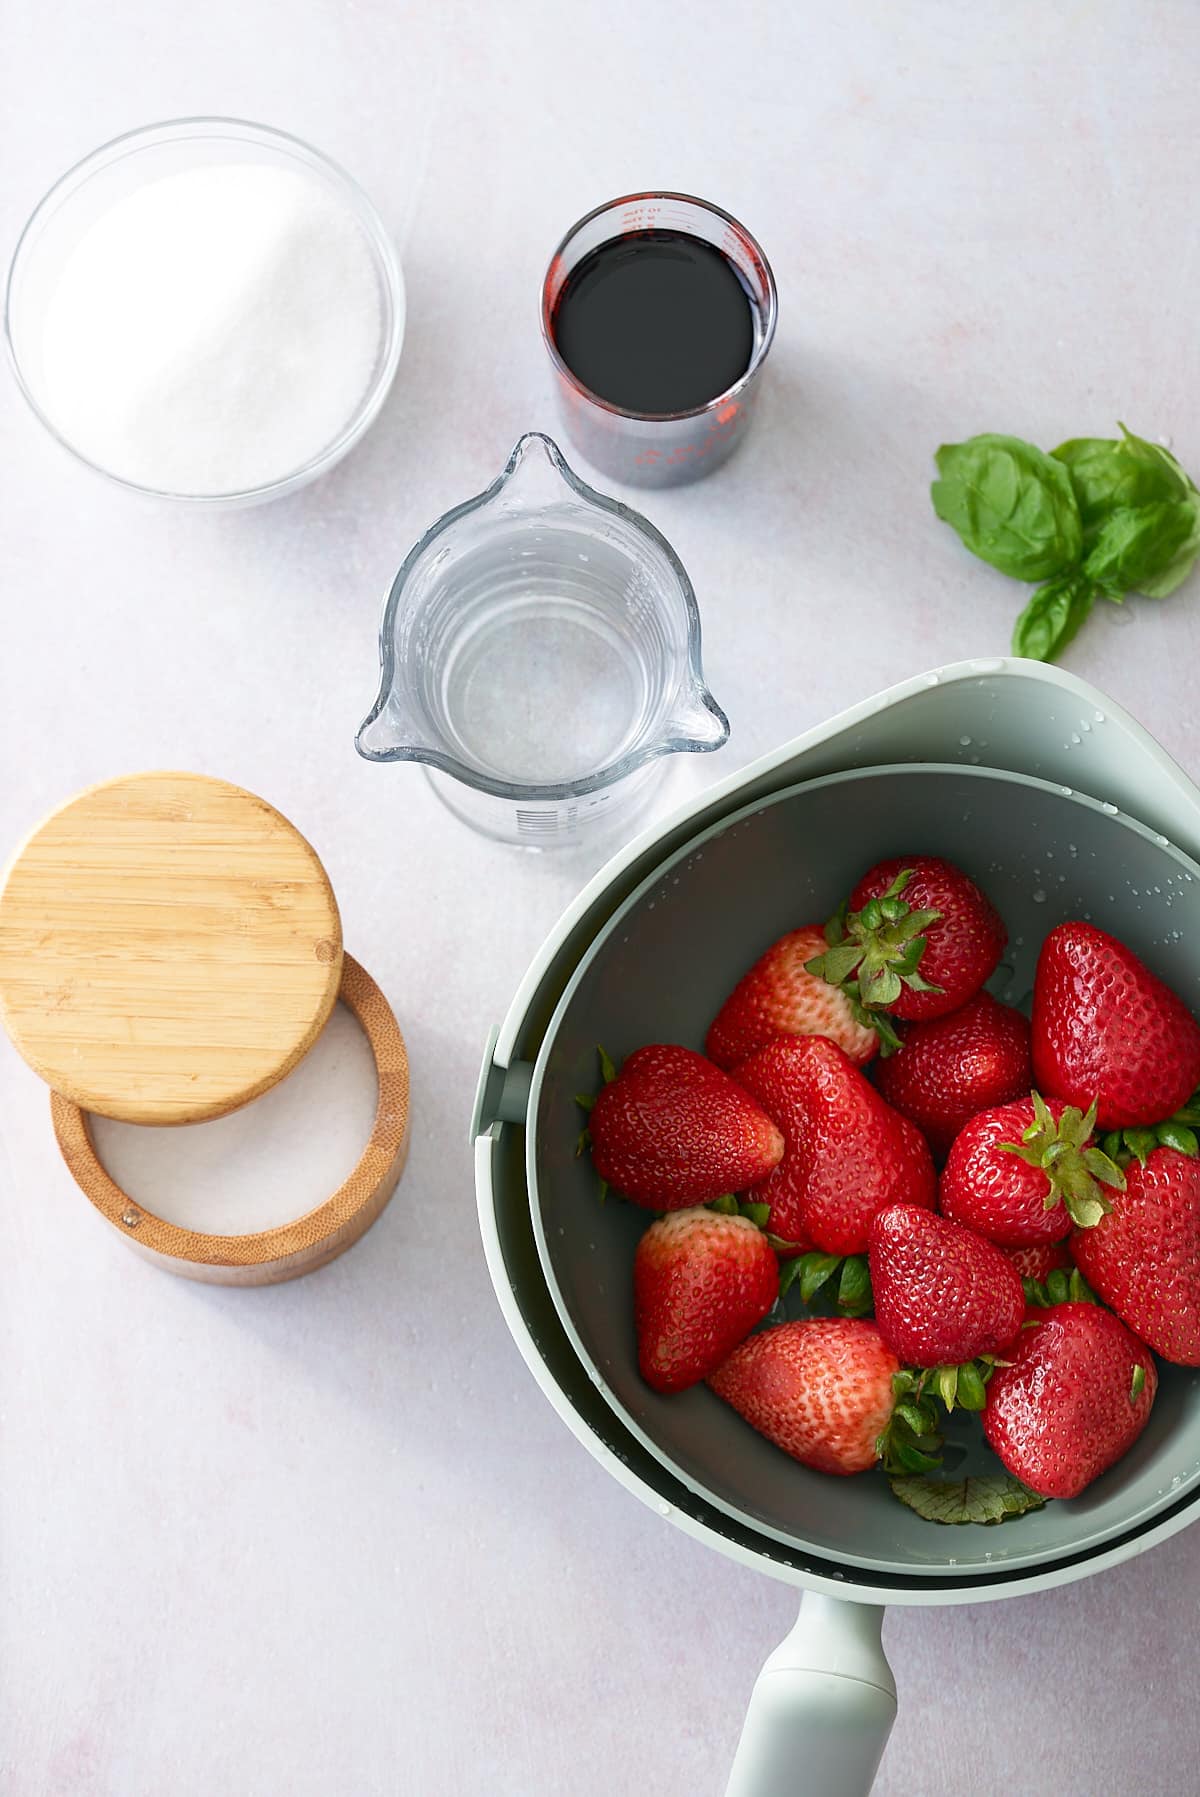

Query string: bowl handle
724 1595 896 1797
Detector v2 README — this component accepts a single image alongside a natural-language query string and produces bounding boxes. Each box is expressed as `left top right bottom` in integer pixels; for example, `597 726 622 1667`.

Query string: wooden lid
0 772 342 1124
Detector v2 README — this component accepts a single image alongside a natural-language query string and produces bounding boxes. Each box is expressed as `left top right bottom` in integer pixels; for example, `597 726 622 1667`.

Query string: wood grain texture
50 953 410 1284
0 771 342 1124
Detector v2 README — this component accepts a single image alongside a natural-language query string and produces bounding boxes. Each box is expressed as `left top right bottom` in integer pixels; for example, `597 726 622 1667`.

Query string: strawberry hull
940 1096 1078 1247
847 855 1006 1021
705 923 878 1070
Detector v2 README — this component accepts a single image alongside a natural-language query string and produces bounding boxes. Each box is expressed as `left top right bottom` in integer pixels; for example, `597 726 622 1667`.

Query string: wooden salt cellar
0 772 410 1283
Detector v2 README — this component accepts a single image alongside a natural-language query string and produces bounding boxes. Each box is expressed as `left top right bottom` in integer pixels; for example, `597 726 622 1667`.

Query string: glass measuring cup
355 433 729 847
541 193 778 489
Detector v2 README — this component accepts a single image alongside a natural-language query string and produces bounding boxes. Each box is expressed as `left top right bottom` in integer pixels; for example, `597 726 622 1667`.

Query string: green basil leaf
1011 572 1096 662
1053 427 1190 549
932 434 1083 581
1083 500 1200 598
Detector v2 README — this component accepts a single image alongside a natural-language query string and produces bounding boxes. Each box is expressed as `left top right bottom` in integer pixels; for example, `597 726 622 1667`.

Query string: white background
4 3 1200 1793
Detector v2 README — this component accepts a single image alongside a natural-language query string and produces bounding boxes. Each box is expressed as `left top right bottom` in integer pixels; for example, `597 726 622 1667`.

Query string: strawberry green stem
876 1369 944 1474
1101 1097 1200 1167
778 1250 873 1317
998 1092 1124 1229
804 868 943 1054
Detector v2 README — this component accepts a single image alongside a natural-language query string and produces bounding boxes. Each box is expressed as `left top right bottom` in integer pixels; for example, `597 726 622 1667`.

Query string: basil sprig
931 424 1200 661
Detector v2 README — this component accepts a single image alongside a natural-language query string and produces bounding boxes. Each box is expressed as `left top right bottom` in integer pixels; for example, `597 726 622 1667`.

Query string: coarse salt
37 162 385 495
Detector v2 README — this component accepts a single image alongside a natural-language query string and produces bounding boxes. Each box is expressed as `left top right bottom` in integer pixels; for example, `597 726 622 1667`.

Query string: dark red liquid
550 229 755 416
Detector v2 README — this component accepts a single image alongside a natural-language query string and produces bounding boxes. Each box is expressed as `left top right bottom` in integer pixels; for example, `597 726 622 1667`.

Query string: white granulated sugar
39 163 383 495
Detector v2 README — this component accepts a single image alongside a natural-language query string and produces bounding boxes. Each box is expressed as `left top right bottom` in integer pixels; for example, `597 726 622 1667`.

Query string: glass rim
356 431 729 801
4 115 405 505
539 189 778 425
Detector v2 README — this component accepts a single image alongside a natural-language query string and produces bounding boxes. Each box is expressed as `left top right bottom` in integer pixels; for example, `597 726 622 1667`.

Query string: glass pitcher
355 433 729 847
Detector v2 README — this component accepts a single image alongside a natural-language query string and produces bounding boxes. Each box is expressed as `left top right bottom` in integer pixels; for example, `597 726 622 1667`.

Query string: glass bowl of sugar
4 118 405 505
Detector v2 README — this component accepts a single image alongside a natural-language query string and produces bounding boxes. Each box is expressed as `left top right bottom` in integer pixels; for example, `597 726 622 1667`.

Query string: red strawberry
588 1045 783 1209
706 925 879 1071
1002 1240 1075 1283
868 1204 1025 1368
1032 921 1200 1128
736 1036 936 1253
1071 1147 1200 1365
708 1318 900 1474
940 1093 1123 1245
633 1208 779 1393
806 855 1005 1039
983 1303 1157 1498
873 992 1032 1159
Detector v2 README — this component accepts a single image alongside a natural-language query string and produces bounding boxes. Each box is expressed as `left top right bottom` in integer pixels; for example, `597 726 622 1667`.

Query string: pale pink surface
4 2 1200 1794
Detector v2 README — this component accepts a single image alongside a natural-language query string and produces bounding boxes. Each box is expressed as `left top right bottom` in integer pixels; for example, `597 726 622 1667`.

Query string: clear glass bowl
4 117 405 506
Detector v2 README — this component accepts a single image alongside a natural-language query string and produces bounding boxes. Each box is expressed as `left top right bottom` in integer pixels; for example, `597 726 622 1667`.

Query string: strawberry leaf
1172 1088 1200 1129
1131 1364 1147 1401
810 941 865 988
777 1257 804 1302
1104 1110 1200 1166
597 1046 618 1085
805 869 945 1029
708 1194 739 1216
955 1362 988 1411
895 1401 936 1436
798 1252 842 1305
889 1438 944 1475
574 1092 595 1112
778 1250 872 1317
888 1473 1046 1525
836 1255 873 1317
1123 1127 1158 1167
877 1374 944 1474
1023 1266 1097 1309
998 1091 1123 1228
927 1358 992 1412
739 1201 772 1228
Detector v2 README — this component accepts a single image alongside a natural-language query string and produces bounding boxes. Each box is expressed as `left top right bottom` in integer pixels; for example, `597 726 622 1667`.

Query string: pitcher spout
667 683 731 754
355 694 428 763
494 431 578 508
